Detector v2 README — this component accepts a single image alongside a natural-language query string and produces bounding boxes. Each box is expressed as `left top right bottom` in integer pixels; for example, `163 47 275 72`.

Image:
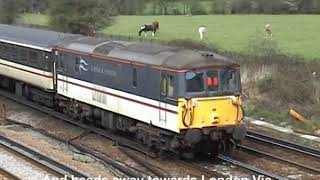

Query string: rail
0 88 167 178
238 144 320 174
0 167 20 180
0 135 89 180
218 155 286 180
246 131 320 159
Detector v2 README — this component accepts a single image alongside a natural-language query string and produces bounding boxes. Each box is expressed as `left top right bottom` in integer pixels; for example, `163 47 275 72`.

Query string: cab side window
161 74 167 95
168 75 174 97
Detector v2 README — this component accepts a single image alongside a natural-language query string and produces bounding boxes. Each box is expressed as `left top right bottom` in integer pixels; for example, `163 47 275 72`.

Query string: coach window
2 45 9 59
58 54 64 71
11 46 18 61
29 51 38 64
0 45 3 57
20 48 28 62
132 68 137 87
46 53 52 69
0 45 4 59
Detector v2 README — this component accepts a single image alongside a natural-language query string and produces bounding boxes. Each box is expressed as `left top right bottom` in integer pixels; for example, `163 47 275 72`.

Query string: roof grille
200 52 214 57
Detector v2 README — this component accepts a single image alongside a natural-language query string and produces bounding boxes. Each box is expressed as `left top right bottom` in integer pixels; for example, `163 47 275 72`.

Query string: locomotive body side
55 49 180 133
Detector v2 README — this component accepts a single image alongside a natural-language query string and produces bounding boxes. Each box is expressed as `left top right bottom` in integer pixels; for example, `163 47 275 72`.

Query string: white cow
198 25 206 40
265 24 272 36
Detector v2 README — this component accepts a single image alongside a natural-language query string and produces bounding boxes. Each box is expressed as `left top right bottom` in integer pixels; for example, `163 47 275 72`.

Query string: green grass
20 14 320 60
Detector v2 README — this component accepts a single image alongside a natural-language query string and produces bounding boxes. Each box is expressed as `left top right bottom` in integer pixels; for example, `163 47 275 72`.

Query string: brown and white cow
139 21 159 37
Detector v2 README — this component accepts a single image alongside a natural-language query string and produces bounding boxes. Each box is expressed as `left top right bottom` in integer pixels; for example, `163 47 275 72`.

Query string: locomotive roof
1 24 239 70
0 24 78 51
58 36 239 70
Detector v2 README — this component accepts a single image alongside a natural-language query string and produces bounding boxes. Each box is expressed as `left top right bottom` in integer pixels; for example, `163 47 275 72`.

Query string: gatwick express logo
75 57 89 74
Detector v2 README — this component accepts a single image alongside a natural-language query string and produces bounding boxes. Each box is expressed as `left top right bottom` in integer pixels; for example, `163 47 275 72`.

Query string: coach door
160 73 175 124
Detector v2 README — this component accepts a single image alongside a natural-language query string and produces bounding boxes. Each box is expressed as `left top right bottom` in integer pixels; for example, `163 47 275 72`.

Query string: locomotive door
160 73 167 123
159 73 175 124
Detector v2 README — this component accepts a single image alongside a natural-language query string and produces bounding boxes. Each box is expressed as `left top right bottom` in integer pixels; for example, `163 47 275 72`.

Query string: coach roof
0 24 78 50
58 36 239 70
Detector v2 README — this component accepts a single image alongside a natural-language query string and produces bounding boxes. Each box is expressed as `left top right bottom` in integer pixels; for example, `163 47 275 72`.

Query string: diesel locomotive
0 24 246 157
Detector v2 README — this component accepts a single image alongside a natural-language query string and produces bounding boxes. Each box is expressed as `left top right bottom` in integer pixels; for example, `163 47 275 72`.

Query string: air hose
182 99 193 127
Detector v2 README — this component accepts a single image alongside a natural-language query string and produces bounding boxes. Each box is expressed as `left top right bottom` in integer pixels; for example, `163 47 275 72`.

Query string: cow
198 25 206 40
152 21 159 32
139 21 159 37
265 24 272 36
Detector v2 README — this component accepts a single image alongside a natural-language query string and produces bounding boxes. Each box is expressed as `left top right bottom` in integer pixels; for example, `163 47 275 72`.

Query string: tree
181 0 192 15
154 0 175 15
190 1 207 15
211 0 228 14
48 0 116 36
116 0 145 15
21 0 49 14
297 0 318 13
232 0 252 14
0 0 23 24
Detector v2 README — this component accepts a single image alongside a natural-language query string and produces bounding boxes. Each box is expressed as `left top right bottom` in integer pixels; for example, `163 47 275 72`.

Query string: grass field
20 14 320 60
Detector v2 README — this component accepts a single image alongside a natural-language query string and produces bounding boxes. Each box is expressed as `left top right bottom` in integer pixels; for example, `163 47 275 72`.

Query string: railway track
171 157 225 178
0 89 170 178
0 88 152 156
234 130 320 178
1 114 169 178
176 154 286 179
245 131 320 173
118 147 170 177
2 88 319 179
246 131 320 159
218 155 285 180
0 134 88 180
238 144 320 174
0 167 20 180
0 88 244 178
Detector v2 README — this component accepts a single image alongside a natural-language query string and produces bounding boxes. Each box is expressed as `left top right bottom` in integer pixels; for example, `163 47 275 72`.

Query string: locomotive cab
178 67 246 154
